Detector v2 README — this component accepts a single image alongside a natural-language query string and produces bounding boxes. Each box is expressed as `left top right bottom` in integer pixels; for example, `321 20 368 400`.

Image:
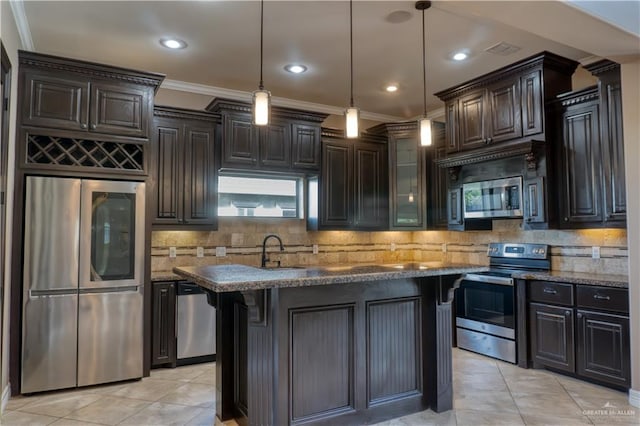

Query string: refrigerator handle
29 289 78 298
79 286 139 294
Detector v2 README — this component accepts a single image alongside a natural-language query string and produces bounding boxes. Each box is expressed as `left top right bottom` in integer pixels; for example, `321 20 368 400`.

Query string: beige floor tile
119 402 205 425
5 396 33 411
49 418 107 425
454 372 508 394
104 378 183 402
456 408 525 426
454 391 520 414
150 364 211 382
159 383 215 408
191 371 216 385
512 391 585 418
0 410 59 425
17 391 102 418
187 408 218 426
504 376 565 394
64 395 149 426
453 355 501 375
521 413 593 425
389 409 457 426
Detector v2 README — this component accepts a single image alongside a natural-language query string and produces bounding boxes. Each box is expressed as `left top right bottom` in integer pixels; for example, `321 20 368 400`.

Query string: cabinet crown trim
18 50 165 92
321 127 387 144
555 86 599 107
154 106 221 123
584 60 620 76
434 51 578 101
207 98 328 123
435 139 543 168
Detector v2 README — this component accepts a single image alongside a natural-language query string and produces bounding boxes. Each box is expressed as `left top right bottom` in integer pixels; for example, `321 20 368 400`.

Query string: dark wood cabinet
427 122 448 229
523 177 546 224
458 89 487 151
526 280 630 390
318 129 388 230
487 77 522 143
447 187 463 229
207 99 327 173
21 63 158 139
152 107 218 227
152 281 176 367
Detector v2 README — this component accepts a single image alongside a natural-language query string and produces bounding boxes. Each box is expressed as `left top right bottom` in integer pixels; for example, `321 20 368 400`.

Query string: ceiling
14 1 640 121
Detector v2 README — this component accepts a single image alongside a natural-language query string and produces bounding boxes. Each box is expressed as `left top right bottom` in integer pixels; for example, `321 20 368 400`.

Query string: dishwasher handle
177 282 205 296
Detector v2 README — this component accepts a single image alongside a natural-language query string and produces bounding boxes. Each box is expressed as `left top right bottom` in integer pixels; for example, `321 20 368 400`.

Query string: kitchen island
173 262 487 426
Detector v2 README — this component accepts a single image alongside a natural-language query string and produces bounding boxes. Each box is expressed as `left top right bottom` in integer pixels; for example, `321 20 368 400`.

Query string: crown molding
9 0 34 51
161 78 403 122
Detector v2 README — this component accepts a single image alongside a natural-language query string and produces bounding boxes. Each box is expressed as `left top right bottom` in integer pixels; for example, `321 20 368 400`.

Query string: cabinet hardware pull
564 217 569 221
543 288 557 294
577 313 582 319
91 124 96 130
593 294 610 301
80 123 87 129
565 310 571 316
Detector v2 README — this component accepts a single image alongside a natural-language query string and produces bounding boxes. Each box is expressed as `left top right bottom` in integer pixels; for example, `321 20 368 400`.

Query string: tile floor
2 349 638 425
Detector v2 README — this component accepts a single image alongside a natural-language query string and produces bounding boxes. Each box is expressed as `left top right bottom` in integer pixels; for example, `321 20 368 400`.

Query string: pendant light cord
349 0 354 108
259 0 264 90
422 8 427 117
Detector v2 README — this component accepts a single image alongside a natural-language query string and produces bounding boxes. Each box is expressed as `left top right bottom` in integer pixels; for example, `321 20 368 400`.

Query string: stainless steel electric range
455 242 550 363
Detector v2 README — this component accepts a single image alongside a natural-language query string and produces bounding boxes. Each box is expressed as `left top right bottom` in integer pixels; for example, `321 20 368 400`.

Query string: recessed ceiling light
386 84 399 92
452 51 468 61
160 38 187 49
284 64 307 74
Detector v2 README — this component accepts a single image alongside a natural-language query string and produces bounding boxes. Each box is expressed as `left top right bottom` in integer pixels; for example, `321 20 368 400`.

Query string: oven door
456 275 515 339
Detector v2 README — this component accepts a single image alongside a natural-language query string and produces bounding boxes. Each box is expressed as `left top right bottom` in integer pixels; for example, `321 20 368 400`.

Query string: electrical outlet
390 243 396 252
592 246 601 259
442 243 447 253
196 246 204 258
312 244 319 255
169 247 177 258
216 246 227 257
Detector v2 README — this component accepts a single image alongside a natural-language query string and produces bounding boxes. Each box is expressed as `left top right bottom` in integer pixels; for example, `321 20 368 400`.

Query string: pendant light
345 0 359 138
252 0 270 126
416 1 432 146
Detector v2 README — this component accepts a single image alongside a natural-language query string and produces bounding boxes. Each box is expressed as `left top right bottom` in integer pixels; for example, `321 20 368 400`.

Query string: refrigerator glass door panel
24 177 80 292
77 289 143 386
22 293 78 393
79 180 145 289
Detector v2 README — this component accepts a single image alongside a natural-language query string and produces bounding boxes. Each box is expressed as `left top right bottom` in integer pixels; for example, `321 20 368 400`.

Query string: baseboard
629 388 640 408
1 383 10 414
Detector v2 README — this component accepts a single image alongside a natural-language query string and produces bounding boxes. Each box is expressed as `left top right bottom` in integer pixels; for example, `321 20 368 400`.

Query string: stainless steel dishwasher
177 282 216 363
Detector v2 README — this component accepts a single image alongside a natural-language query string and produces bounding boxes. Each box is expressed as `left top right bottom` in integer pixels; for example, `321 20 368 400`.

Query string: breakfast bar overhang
173 263 486 426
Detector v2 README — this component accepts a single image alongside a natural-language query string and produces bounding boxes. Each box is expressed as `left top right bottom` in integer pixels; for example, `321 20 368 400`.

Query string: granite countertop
151 271 182 282
512 270 628 288
172 262 489 292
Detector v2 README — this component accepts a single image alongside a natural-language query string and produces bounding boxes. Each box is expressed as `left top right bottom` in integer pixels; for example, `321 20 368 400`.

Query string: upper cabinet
207 99 327 174
314 129 388 231
555 61 625 229
19 51 163 140
152 107 219 228
436 52 576 154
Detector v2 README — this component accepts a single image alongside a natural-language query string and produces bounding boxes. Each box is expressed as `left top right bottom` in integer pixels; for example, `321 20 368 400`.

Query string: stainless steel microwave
462 176 523 219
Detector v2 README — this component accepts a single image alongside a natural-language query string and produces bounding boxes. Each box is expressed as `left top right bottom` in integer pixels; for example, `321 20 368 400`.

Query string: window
217 175 302 218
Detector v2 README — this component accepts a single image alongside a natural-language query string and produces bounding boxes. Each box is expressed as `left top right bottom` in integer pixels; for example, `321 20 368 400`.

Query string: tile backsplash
151 218 628 276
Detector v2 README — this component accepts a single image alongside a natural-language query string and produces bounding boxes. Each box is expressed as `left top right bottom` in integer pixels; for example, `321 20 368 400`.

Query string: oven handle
463 273 514 286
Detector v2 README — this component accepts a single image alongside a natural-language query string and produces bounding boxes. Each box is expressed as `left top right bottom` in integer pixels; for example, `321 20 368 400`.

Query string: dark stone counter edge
513 271 628 288
172 265 489 293
151 272 182 282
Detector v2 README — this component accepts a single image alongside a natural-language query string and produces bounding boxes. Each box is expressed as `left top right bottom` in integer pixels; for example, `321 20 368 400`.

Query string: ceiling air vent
485 42 521 56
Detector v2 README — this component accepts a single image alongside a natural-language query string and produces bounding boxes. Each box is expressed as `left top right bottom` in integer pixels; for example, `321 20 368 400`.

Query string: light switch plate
390 243 396 252
442 243 447 253
592 246 601 259
312 244 319 255
216 246 227 257
169 247 177 258
196 247 204 258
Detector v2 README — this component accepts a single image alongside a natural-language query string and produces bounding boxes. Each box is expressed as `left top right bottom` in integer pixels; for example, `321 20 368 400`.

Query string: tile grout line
496 362 528 426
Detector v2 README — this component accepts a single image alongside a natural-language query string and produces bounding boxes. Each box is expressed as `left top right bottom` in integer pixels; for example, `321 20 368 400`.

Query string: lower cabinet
152 281 176 367
527 281 630 389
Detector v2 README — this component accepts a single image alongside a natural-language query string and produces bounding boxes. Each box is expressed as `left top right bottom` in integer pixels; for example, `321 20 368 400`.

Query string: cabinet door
152 282 176 367
447 187 463 227
353 142 388 229
459 89 487 151
90 82 150 138
428 123 448 229
22 72 90 131
521 70 543 136
222 113 258 168
529 303 574 372
291 123 321 171
560 102 602 225
523 177 545 225
320 142 351 228
390 137 425 229
487 77 522 143
259 120 291 169
576 310 630 388
153 118 183 225
601 79 626 225
183 123 217 225
445 100 459 153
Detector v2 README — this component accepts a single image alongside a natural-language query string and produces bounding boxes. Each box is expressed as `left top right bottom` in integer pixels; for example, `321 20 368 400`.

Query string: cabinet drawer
576 286 628 314
529 281 573 306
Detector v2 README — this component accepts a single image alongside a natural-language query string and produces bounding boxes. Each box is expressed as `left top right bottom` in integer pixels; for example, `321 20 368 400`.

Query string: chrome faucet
261 234 284 268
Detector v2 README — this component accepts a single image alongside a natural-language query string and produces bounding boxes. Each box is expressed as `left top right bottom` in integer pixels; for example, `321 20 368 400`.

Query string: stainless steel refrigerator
22 176 145 393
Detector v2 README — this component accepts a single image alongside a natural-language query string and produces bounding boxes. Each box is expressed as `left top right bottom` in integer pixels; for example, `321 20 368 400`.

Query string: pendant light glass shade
252 89 271 126
419 117 432 146
345 106 360 138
